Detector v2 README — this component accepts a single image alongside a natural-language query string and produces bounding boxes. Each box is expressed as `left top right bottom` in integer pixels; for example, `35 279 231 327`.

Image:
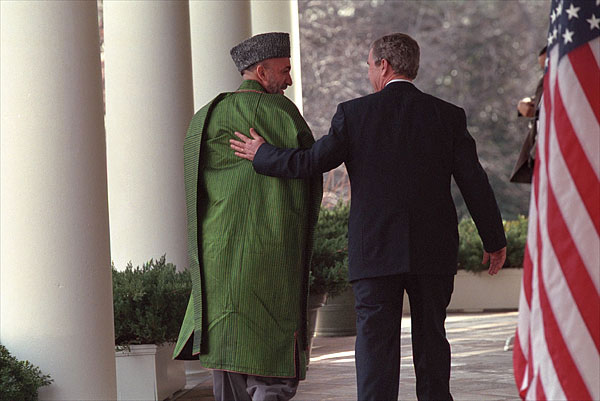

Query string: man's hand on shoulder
482 246 507 275
230 128 266 162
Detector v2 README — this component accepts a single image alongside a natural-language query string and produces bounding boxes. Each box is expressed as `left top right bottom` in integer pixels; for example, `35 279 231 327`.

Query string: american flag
513 0 600 400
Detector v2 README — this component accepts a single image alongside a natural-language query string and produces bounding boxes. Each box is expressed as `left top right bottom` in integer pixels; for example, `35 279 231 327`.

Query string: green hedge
0 344 52 401
112 256 191 346
313 205 528 281
310 203 350 296
110 211 527 345
458 215 528 272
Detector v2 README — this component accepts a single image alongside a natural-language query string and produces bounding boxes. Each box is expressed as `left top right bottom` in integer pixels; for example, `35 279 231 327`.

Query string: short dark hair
371 33 420 80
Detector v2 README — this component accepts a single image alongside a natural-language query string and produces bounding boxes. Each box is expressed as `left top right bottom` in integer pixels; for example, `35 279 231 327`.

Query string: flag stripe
547 89 600 349
513 331 527 394
568 43 600 123
553 87 600 235
547 188 600 351
512 2 599 399
537 257 592 400
547 94 600 292
542 53 600 396
535 375 547 401
522 246 533 304
558 42 600 180
543 187 600 390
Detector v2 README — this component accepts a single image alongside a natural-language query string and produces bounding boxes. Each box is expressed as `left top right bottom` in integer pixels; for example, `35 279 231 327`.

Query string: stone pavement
173 311 520 401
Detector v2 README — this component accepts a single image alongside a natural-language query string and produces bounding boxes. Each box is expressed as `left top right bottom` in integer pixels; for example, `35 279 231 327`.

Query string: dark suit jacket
254 81 506 281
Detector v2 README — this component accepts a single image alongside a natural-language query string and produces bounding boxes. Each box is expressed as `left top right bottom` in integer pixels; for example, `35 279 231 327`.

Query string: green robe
173 80 322 380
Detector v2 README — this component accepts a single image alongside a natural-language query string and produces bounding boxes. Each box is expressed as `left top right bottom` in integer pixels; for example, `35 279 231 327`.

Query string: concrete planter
403 268 523 313
307 292 328 361
115 343 185 401
315 288 356 337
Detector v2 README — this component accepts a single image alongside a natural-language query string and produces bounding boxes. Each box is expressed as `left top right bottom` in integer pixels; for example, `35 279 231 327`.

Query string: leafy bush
112 256 192 346
0 344 52 401
504 215 528 267
458 216 528 272
310 203 350 297
457 218 485 272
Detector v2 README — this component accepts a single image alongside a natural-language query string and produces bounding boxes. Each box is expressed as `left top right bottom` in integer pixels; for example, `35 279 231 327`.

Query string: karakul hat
230 32 290 72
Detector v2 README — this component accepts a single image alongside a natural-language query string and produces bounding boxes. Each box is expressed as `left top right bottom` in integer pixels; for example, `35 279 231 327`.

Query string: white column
104 0 194 271
189 0 252 109
0 1 117 400
251 0 304 113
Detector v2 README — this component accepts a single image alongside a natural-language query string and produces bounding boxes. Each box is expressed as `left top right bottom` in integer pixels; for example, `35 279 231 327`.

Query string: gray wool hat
230 32 290 72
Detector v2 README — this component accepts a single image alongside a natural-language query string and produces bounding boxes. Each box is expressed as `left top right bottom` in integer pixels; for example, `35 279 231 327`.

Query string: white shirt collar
385 78 413 87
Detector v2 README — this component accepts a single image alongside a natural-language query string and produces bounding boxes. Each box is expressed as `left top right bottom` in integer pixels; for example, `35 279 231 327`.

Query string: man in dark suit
230 33 507 401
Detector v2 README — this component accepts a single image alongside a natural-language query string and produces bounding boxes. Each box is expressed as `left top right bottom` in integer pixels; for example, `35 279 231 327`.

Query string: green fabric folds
173 80 322 380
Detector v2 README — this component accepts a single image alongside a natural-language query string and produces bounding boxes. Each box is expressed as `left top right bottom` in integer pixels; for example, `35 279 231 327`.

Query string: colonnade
0 1 302 399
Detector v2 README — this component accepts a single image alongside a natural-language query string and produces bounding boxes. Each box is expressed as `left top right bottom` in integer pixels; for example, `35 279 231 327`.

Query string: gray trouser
212 370 299 401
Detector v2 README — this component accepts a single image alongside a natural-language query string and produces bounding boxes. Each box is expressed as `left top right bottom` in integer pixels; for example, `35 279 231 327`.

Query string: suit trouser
212 370 299 401
353 274 454 401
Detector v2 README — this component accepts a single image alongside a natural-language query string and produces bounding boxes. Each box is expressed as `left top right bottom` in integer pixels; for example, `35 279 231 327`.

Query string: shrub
112 256 192 346
458 216 528 272
504 215 528 267
310 203 350 296
457 218 485 272
0 344 52 401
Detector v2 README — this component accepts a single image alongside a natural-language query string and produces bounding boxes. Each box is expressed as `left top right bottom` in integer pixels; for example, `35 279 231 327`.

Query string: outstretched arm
230 104 350 178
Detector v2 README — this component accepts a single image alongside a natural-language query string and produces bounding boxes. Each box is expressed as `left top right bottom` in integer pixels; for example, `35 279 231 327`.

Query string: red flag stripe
513 331 527 391
554 78 600 236
536 256 592 400
514 4 600 400
535 374 547 401
549 83 600 284
525 52 568 400
568 43 600 123
546 186 600 351
547 117 600 290
543 51 600 383
522 246 533 304
558 42 600 181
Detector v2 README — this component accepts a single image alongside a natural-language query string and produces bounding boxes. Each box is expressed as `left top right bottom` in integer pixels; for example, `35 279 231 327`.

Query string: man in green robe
173 32 322 400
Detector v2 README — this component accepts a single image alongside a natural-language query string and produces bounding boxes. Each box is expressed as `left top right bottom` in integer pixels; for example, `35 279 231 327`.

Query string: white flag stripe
557 51 600 178
529 262 566 401
548 113 600 290
528 97 560 400
539 42 597 401
592 38 600 68
515 288 530 351
514 3 599 399
529 58 570 400
539 174 600 397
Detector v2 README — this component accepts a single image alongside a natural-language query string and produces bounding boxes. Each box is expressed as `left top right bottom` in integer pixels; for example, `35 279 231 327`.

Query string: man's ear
380 58 391 74
256 64 267 81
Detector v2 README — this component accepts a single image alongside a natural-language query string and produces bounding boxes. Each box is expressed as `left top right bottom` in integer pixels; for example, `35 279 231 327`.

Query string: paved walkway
174 311 520 401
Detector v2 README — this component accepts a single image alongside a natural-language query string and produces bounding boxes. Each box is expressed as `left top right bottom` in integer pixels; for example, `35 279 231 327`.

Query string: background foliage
310 203 351 296
310 202 527 285
0 344 52 401
112 256 191 346
458 216 528 272
299 0 551 218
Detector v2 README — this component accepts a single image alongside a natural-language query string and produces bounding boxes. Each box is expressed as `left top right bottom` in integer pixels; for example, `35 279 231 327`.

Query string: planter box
315 288 356 337
402 268 523 313
115 343 185 401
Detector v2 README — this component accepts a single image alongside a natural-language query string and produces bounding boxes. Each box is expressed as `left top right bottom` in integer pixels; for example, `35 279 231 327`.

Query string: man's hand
482 246 507 275
230 128 265 162
517 98 535 117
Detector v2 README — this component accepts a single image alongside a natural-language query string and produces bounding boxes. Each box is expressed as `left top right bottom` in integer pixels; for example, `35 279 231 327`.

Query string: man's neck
384 75 412 87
